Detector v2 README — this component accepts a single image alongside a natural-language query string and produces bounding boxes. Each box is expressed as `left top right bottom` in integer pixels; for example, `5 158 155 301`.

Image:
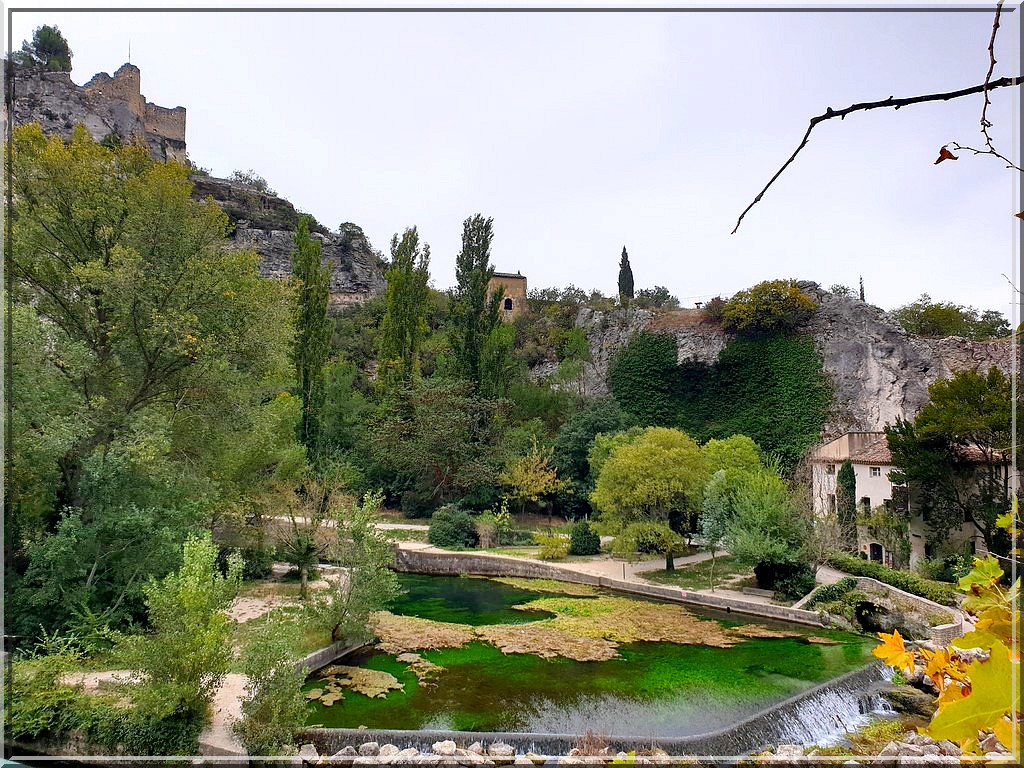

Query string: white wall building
810 432 993 569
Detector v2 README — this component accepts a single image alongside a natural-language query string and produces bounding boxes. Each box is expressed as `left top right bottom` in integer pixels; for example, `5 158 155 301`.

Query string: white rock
433 740 459 757
775 744 804 757
468 742 484 755
360 742 380 756
487 743 516 757
398 748 421 758
299 743 320 762
334 745 359 756
878 741 902 757
380 744 401 757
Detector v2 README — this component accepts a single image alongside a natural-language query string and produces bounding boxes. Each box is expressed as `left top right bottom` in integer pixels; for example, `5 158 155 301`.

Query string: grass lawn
643 555 751 591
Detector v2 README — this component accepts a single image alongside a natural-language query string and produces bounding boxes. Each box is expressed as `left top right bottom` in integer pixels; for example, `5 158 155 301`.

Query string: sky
6 1 1022 318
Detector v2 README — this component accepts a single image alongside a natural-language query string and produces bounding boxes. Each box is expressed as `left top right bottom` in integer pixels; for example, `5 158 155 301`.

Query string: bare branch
731 74 1023 234
980 0 1004 155
944 141 1022 173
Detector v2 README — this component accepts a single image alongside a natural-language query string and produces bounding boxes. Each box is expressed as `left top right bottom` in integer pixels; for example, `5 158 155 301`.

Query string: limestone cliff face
572 283 1015 435
192 177 386 312
6 62 186 162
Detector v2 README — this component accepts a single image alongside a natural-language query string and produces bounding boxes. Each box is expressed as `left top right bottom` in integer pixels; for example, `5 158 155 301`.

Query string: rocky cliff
7 61 387 311
573 283 1015 436
5 61 187 162
191 177 386 312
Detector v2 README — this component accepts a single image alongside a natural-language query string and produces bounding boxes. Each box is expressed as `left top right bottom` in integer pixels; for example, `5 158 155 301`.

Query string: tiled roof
849 436 892 465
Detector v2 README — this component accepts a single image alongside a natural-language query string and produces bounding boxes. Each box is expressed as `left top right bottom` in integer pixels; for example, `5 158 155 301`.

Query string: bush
232 626 306 756
720 279 818 334
427 505 478 549
535 533 569 561
219 545 275 581
701 296 726 322
474 512 499 549
774 565 817 600
611 521 685 558
400 489 434 519
828 553 957 606
805 576 858 608
568 520 601 556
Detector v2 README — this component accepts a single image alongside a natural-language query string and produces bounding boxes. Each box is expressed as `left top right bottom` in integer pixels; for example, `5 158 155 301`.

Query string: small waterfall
768 679 895 746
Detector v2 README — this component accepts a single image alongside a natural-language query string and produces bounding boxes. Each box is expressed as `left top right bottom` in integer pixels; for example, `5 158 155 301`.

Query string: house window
860 496 871 511
503 297 513 311
826 464 836 475
870 466 881 478
827 493 836 512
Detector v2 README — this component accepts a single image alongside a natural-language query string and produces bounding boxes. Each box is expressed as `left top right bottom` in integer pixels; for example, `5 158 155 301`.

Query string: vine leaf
929 640 1018 744
935 147 959 164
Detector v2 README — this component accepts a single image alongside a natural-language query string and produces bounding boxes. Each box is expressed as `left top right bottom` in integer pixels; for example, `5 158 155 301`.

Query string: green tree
233 626 308 756
291 216 333 459
117 534 241 715
450 214 503 387
725 469 809 589
306 492 402 642
701 434 762 475
501 438 565 513
617 246 634 305
590 427 710 570
368 379 510 512
886 367 1014 556
720 279 818 334
893 294 1010 340
836 460 858 550
479 323 520 399
378 227 431 388
14 25 72 71
7 125 296 637
554 327 592 397
632 286 680 310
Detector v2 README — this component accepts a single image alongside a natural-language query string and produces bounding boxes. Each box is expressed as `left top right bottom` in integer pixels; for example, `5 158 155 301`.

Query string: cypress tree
618 246 634 305
291 216 333 459
836 460 858 550
859 276 865 302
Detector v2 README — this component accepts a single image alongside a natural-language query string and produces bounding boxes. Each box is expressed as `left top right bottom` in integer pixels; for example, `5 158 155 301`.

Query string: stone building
488 271 527 321
810 431 1008 568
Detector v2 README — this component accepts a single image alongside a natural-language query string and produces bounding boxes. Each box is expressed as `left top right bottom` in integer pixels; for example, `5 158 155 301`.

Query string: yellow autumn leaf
873 630 916 674
928 641 1019 745
992 717 1017 753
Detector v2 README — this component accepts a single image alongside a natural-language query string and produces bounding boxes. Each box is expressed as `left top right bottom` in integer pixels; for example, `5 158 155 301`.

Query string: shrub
701 296 726 322
475 512 499 549
827 553 957 605
611 522 685 557
536 533 569 561
568 520 601 556
720 279 818 334
774 565 817 600
805 576 859 608
427 505 478 549
232 626 306 756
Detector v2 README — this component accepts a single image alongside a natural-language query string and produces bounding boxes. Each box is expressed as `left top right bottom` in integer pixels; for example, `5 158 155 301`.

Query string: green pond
304 574 874 737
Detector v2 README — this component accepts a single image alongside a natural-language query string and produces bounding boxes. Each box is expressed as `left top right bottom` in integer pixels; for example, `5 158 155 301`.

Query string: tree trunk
300 565 308 600
709 549 716 592
665 550 675 572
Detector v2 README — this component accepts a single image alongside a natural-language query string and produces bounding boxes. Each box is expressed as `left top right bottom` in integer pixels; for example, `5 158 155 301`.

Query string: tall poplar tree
378 227 431 388
450 214 503 387
617 246 634 305
292 216 332 459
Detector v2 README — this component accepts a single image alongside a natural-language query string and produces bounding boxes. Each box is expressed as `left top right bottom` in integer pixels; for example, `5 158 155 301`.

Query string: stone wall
393 548 830 628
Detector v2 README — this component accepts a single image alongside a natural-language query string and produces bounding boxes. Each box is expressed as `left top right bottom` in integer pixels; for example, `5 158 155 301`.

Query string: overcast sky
8 2 1022 317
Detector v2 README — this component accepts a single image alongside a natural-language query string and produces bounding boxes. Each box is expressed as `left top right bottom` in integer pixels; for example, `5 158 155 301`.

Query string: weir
301 663 892 757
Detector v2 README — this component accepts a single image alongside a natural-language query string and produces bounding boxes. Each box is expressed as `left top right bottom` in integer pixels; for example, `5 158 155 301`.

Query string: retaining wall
294 640 367 673
394 548 830 628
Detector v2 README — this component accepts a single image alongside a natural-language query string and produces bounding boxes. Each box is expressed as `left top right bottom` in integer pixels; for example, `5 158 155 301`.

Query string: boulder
487 743 516 757
379 744 401 757
397 748 421 758
359 742 380 756
433 740 458 756
937 740 960 756
879 684 938 717
298 743 319 763
334 746 359 757
775 744 804 757
468 742 484 755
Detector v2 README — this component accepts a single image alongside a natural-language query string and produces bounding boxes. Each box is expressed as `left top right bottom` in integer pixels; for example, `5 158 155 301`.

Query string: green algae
305 574 875 736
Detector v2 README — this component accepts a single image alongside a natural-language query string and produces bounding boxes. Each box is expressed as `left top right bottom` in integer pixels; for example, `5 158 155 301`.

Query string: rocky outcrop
5 61 186 162
194 176 386 311
571 283 1015 434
